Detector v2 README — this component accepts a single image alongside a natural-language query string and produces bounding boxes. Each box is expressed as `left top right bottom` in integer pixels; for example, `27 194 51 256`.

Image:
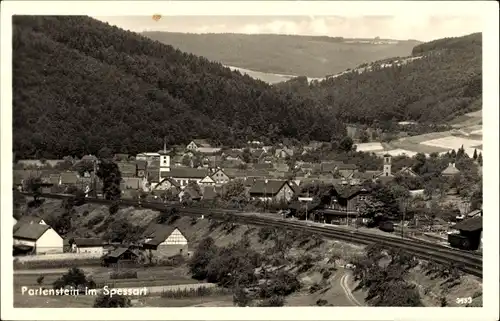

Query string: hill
275 33 482 125
142 32 421 78
13 16 346 159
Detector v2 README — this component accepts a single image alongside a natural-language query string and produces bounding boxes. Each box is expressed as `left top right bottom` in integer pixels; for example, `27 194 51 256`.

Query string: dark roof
142 224 184 246
60 171 79 184
318 209 351 217
453 216 482 232
117 162 137 177
253 163 273 170
334 185 365 199
107 247 133 259
321 162 341 172
122 177 141 189
13 224 51 241
337 163 358 170
73 238 107 247
202 186 218 200
17 216 44 225
192 139 211 147
289 200 322 211
249 180 289 196
158 177 180 188
136 160 147 170
163 168 209 179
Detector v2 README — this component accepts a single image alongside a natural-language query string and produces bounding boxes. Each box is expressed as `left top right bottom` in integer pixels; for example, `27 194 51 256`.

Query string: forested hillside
276 33 482 125
143 32 420 78
13 16 346 159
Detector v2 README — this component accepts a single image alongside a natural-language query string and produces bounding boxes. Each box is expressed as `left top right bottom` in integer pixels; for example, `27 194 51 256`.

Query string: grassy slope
142 32 420 78
18 198 482 307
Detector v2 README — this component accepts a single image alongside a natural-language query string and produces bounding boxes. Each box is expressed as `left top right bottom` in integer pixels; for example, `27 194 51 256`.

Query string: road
340 273 362 306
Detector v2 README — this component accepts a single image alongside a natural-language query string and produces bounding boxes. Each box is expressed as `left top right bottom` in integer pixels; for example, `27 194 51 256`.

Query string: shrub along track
24 193 482 278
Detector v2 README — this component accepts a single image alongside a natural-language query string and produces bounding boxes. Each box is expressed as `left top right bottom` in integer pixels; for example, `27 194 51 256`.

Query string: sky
93 15 482 42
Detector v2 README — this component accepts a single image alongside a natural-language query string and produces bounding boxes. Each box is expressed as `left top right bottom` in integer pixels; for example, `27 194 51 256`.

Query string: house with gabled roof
141 224 189 257
441 163 460 177
71 238 108 255
210 168 231 185
248 179 296 202
13 223 63 255
200 175 216 186
162 167 209 189
187 139 212 150
154 177 180 191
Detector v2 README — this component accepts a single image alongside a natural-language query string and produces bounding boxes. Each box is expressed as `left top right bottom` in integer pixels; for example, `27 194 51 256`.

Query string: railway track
23 192 483 278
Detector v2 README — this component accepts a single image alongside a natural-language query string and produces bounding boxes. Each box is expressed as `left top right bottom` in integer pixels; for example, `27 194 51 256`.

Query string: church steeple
163 136 167 154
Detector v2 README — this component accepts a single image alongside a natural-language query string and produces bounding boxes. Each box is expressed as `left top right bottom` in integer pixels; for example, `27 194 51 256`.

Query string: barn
141 224 189 257
13 224 64 255
71 238 108 255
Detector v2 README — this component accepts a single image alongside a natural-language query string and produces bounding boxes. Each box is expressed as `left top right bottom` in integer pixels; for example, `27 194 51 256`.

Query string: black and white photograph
1 1 498 320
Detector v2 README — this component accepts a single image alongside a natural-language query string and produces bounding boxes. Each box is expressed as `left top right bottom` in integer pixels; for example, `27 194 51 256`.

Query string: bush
109 270 138 279
322 270 332 280
309 282 321 293
37 275 45 285
86 214 105 228
257 226 275 243
93 293 132 308
52 267 96 291
258 295 285 307
82 210 90 217
160 286 230 299
316 299 328 306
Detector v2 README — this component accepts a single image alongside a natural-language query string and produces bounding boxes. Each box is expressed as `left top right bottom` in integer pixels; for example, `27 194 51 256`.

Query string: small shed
102 247 139 266
448 216 482 251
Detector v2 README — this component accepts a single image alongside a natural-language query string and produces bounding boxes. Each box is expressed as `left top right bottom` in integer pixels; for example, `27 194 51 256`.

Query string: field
227 65 296 84
420 136 482 156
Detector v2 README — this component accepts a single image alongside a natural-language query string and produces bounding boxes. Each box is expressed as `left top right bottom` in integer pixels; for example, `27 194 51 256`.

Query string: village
13 136 483 265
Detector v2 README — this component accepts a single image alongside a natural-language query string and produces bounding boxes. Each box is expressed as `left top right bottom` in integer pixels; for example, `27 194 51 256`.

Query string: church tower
159 137 171 183
383 154 392 177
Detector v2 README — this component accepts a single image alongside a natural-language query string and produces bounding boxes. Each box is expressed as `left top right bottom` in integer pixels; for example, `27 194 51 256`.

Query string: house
163 168 209 189
320 161 341 173
179 187 202 202
200 175 216 186
316 185 370 225
248 179 296 202
210 168 231 185
186 139 212 151
336 163 359 178
275 148 293 159
154 177 180 191
117 162 137 178
448 216 482 251
121 177 143 190
224 150 244 163
71 238 107 255
441 163 460 177
136 160 148 178
102 247 139 266
60 171 79 187
202 185 218 200
15 215 47 228
398 166 419 177
141 225 189 256
13 224 63 255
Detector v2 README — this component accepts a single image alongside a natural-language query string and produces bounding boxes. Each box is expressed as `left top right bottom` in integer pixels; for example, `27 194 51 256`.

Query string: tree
73 160 94 177
189 237 218 280
104 221 139 243
52 267 95 290
338 136 354 152
186 181 201 196
359 130 370 143
221 180 247 201
98 147 113 160
477 152 483 166
181 155 191 167
93 294 132 308
25 177 43 202
241 148 252 163
473 148 478 160
96 160 122 201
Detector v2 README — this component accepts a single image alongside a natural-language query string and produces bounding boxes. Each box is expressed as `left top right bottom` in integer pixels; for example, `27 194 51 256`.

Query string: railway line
22 192 483 278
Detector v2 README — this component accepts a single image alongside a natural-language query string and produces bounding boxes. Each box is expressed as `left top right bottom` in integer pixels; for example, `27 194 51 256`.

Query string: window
385 172 388 176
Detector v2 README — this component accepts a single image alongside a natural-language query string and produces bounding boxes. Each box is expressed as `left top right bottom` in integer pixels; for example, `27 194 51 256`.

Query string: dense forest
143 32 420 78
13 16 346 159
276 33 482 125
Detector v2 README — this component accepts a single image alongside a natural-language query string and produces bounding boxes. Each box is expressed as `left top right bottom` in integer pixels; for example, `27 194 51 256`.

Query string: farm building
248 179 296 202
13 224 63 255
141 225 189 257
71 238 108 255
448 216 482 251
102 247 140 266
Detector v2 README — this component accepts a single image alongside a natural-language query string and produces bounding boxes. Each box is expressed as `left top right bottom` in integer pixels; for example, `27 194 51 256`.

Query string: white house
210 168 230 185
164 168 209 189
71 238 107 255
199 175 216 186
13 224 63 254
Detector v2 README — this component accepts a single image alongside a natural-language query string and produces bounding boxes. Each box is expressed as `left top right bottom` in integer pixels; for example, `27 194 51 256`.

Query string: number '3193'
456 297 472 304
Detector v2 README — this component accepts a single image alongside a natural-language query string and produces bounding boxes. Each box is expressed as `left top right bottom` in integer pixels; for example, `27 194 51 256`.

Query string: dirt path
340 273 362 306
